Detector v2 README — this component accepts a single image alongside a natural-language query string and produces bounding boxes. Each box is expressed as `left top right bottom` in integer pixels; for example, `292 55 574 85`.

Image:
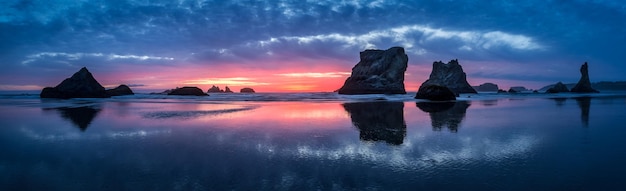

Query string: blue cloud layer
1 0 625 87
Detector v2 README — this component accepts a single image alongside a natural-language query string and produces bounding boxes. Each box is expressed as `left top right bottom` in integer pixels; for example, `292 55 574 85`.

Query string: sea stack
240 87 255 93
106 84 134 96
337 47 408 94
570 62 599 93
207 85 224 93
473 83 499 92
546 82 569 93
168 87 207 96
224 86 234 93
417 59 477 97
40 67 110 99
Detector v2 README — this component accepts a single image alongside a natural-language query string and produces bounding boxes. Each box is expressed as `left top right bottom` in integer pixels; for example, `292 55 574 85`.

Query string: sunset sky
1 0 625 92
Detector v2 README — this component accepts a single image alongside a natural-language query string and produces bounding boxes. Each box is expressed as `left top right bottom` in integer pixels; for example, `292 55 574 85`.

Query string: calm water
1 94 626 190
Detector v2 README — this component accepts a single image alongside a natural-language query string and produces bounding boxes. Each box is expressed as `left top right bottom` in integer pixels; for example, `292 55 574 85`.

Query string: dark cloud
1 0 625 89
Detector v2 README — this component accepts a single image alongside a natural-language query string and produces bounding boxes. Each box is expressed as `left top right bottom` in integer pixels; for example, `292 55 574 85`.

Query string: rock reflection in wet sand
416 101 471 133
342 101 406 145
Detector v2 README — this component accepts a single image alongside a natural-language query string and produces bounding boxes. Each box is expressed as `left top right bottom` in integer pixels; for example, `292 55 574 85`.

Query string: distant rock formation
240 87 255 93
416 101 471 133
40 67 110 99
224 86 234 93
207 85 224 93
571 62 599 93
106 84 134 96
509 86 529 92
417 59 477 97
342 101 406 145
414 85 456 101
540 81 626 92
473 83 499 92
337 47 408 94
168 87 207 96
546 82 569 93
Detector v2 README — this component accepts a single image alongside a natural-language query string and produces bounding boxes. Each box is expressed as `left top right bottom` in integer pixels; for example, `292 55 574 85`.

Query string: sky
1 0 625 92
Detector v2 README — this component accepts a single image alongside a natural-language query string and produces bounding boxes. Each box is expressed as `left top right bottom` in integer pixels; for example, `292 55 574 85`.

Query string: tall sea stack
570 62 599 93
415 59 476 99
40 67 110 99
337 47 408 94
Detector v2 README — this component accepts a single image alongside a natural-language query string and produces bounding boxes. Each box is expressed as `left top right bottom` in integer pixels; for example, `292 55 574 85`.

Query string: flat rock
473 83 499 92
168 87 207 96
240 87 255 93
337 47 408 94
106 84 134 96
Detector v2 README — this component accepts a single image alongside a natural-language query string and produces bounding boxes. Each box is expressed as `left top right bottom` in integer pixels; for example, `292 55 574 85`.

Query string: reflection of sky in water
1 97 626 190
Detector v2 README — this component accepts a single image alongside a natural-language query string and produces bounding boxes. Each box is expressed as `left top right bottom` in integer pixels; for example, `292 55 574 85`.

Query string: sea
1 92 626 190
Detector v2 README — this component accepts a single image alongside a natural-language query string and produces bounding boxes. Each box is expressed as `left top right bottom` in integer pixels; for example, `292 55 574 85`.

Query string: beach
1 93 626 190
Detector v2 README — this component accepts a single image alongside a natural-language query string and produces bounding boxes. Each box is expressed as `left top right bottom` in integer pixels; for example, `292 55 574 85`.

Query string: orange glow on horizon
13 59 550 93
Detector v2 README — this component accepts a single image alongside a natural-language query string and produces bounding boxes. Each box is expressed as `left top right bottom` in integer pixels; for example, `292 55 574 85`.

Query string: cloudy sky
1 0 625 92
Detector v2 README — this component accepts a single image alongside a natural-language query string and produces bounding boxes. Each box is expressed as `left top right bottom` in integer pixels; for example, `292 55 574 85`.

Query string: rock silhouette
106 84 134 96
571 62 599 93
207 85 224 93
168 87 207 96
414 85 456 101
338 47 408 94
240 87 255 93
546 82 569 93
40 67 110 99
342 101 406 145
224 86 234 93
416 101 471 132
473 83 499 92
417 59 476 96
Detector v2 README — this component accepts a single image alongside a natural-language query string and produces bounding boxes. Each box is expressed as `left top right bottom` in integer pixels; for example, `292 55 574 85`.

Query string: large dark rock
342 101 406 145
473 83 499 92
240 87 255 93
571 62 599 93
106 84 134 96
40 67 110 99
337 47 408 94
415 85 457 101
207 85 224 93
168 87 207 96
546 82 569 93
224 86 234 93
417 59 477 96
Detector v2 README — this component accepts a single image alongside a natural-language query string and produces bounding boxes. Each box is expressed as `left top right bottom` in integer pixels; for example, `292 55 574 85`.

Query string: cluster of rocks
337 47 600 100
40 67 134 99
207 85 234 93
40 48 598 100
40 67 257 98
545 62 599 93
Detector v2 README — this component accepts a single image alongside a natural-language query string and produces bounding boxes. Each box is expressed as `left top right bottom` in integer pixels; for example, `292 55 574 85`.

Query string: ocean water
1 93 626 190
